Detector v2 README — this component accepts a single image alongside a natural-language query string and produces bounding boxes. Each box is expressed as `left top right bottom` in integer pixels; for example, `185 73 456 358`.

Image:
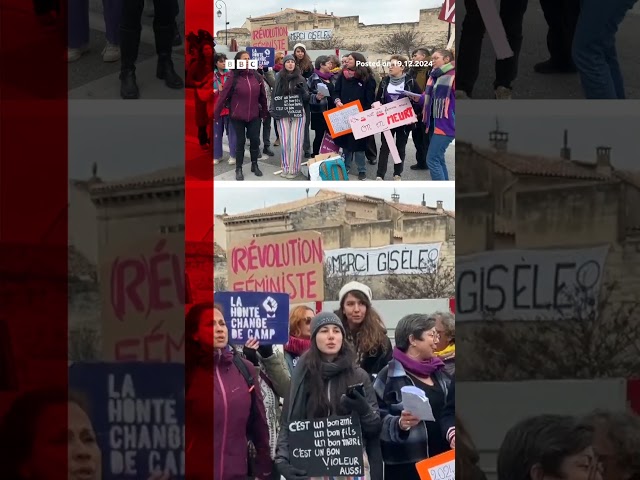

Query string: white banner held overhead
289 29 333 42
325 243 442 276
456 245 610 322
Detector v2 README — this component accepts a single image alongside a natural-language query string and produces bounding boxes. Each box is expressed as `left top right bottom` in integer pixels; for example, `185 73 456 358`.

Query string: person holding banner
374 314 452 480
421 49 455 181
185 303 272 480
0 387 170 480
308 55 337 157
213 51 269 181
335 282 393 377
292 44 314 159
275 312 383 480
374 55 423 181
283 305 315 374
271 54 310 179
333 53 377 181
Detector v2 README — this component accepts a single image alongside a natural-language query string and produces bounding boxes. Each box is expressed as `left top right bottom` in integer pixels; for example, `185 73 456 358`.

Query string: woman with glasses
374 314 452 480
283 306 314 374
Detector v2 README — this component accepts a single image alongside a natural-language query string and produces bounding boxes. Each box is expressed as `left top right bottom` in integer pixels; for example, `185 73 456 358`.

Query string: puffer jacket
275 353 384 480
213 69 268 123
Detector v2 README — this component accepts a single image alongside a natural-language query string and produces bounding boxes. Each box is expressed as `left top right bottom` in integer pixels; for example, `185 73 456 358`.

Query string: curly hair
335 289 389 360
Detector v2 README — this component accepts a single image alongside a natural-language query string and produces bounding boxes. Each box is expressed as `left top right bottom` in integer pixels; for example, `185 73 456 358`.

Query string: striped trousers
277 114 306 175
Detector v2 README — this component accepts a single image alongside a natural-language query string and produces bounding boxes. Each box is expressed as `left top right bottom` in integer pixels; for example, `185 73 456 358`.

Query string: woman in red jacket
186 302 272 480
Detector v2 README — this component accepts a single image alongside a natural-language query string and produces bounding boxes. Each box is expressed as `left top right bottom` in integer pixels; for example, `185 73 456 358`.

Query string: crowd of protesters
186 280 457 480
201 40 455 181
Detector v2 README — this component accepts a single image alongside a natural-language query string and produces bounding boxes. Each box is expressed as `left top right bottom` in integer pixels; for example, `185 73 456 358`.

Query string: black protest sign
289 415 364 477
273 95 304 118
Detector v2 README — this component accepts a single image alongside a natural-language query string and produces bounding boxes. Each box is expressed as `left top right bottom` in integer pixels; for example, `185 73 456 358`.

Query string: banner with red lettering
100 235 185 362
251 25 289 50
227 231 325 304
349 97 418 140
439 0 455 23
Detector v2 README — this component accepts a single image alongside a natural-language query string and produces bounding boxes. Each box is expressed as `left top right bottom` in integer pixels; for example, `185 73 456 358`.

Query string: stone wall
290 197 346 229
350 220 395 248
455 193 493 255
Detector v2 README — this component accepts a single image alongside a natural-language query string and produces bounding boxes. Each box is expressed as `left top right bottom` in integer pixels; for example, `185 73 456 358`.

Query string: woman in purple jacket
213 51 269 181
186 302 272 480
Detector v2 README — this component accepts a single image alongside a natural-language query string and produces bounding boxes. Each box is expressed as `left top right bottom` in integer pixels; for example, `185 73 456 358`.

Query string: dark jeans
412 120 430 167
312 123 329 156
262 113 272 148
121 0 174 30
69 0 122 48
273 116 280 139
302 102 311 153
572 0 638 99
457 0 529 94
366 135 378 162
377 128 409 179
540 0 580 66
231 118 261 167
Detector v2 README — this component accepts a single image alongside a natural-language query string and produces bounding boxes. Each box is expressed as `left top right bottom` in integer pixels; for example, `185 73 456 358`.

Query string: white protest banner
289 29 333 42
456 245 610 321
325 243 442 276
349 99 417 164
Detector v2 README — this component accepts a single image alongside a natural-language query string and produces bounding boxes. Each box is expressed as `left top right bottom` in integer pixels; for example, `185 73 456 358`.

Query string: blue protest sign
68 362 185 480
246 47 275 68
215 291 290 345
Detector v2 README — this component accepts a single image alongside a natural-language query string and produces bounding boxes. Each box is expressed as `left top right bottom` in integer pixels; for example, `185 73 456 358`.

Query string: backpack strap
232 352 258 440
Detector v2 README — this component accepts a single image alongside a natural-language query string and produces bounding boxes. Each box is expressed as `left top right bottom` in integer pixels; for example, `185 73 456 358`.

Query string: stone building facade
213 189 455 299
215 8 448 52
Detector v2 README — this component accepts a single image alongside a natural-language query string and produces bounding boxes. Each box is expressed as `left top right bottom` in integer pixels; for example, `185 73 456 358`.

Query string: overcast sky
213 185 455 216
458 102 639 171
211 0 443 32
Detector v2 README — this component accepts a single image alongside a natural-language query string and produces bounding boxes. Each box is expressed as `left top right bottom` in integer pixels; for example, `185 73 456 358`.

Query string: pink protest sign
319 131 340 154
349 97 417 140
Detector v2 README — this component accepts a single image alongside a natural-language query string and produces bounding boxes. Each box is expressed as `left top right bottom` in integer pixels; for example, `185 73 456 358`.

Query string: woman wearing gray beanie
275 312 383 480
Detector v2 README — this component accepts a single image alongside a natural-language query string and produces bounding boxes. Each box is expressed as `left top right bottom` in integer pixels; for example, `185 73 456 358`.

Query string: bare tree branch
374 28 428 57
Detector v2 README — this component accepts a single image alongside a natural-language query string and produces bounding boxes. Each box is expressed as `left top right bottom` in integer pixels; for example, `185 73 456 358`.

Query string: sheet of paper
387 82 404 95
402 90 423 99
317 83 330 96
401 386 435 422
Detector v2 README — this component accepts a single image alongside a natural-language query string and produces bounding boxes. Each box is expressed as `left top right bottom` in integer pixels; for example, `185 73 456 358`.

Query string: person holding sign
0 387 170 480
374 55 424 181
270 54 310 179
308 55 337 157
185 303 272 480
275 312 383 480
373 314 452 480
292 44 314 159
333 53 377 181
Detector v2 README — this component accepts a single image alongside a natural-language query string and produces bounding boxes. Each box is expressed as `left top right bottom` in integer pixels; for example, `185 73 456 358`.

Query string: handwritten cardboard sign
273 95 304 118
416 449 455 480
289 415 364 477
438 0 455 23
349 97 417 140
323 100 363 138
68 362 185 479
214 291 290 345
319 131 340 154
251 25 289 50
227 230 325 304
100 235 185 362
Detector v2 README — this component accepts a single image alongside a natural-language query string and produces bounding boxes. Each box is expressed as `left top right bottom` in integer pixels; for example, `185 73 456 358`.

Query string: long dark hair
347 52 370 82
185 302 218 387
304 336 357 419
0 387 90 479
294 47 313 73
335 290 389 360
276 64 303 95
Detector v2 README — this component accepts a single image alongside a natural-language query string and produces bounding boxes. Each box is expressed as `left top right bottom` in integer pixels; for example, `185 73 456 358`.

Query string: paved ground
185 93 455 183
456 0 640 99
68 0 185 99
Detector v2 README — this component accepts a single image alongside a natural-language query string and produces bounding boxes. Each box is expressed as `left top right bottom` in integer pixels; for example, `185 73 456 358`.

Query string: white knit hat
338 281 373 305
292 43 307 54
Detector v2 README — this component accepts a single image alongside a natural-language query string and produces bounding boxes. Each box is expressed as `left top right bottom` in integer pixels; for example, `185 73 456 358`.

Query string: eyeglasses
425 331 441 341
305 317 313 324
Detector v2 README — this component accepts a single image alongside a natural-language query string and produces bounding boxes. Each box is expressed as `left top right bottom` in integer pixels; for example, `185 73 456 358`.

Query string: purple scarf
392 347 445 377
314 68 333 80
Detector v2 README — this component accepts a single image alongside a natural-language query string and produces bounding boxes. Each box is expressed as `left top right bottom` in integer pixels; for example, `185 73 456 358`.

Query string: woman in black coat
332 52 377 180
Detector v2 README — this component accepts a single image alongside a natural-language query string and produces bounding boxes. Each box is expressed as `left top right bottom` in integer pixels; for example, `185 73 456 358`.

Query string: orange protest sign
323 100 363 138
416 450 455 480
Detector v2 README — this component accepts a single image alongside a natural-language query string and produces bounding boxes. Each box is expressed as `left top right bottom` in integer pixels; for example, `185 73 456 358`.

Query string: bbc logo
224 60 260 70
